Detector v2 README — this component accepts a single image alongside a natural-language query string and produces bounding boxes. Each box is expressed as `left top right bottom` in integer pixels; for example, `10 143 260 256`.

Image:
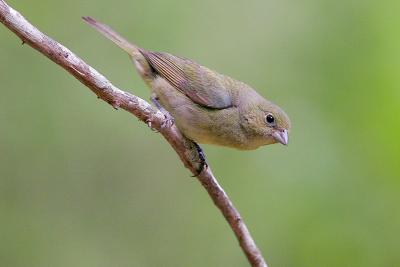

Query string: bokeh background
1 0 399 266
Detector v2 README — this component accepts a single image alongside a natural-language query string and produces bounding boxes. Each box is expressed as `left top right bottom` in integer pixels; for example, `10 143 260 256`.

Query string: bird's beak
272 129 289 145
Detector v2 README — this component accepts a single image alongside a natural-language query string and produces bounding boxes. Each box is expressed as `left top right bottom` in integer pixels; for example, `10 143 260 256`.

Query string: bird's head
241 99 291 147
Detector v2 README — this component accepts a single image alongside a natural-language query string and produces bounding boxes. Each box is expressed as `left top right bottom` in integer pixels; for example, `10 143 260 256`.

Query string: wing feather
142 51 232 109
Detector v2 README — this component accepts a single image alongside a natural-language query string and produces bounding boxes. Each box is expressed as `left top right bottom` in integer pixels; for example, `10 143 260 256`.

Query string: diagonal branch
0 1 268 266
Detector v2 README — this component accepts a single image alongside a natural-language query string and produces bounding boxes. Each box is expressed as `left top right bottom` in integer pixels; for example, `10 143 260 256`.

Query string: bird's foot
161 113 175 129
146 118 158 132
151 94 175 129
192 142 208 177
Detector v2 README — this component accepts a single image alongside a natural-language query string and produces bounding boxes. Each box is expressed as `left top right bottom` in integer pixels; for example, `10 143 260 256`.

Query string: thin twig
0 1 268 266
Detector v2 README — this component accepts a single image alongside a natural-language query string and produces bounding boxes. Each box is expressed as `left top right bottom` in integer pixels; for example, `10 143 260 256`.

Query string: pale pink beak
272 129 289 145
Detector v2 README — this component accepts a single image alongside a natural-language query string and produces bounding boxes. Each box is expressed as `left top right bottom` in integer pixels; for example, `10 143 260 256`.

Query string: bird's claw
161 114 175 129
146 119 158 132
192 142 208 177
150 94 175 129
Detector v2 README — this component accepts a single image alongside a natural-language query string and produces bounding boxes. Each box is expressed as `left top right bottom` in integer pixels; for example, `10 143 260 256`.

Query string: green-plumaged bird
83 17 291 150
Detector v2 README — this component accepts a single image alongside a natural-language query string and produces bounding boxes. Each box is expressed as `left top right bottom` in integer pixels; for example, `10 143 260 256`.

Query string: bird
83 17 291 169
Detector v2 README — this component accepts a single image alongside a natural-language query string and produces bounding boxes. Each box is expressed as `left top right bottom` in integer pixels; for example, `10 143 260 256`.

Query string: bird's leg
192 142 208 176
150 93 206 174
150 93 175 129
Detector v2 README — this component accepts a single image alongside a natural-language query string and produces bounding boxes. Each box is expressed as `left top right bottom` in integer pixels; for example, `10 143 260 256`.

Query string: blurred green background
1 0 399 266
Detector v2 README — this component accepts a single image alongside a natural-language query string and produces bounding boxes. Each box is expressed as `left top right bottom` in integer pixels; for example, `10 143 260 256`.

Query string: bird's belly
151 78 251 149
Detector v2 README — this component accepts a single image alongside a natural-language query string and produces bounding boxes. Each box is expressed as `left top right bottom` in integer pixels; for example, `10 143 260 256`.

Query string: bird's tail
83 16 154 86
82 16 141 57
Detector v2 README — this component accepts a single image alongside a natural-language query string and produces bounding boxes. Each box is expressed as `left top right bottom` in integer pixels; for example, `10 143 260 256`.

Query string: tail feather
83 17 155 86
82 16 140 56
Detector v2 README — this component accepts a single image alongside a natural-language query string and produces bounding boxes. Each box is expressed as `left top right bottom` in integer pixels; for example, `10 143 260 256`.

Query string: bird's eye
265 114 275 125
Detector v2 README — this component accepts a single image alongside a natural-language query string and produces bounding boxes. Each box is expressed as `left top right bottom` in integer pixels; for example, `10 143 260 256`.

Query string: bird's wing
142 51 233 109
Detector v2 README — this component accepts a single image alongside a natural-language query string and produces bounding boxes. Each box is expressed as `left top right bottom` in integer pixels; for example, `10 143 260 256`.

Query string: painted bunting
83 17 291 151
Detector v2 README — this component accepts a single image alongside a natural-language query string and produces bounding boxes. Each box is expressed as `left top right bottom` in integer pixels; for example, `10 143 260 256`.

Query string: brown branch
0 1 268 266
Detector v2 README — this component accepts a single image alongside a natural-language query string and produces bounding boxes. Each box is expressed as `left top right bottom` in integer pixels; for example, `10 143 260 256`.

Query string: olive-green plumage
83 17 291 150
